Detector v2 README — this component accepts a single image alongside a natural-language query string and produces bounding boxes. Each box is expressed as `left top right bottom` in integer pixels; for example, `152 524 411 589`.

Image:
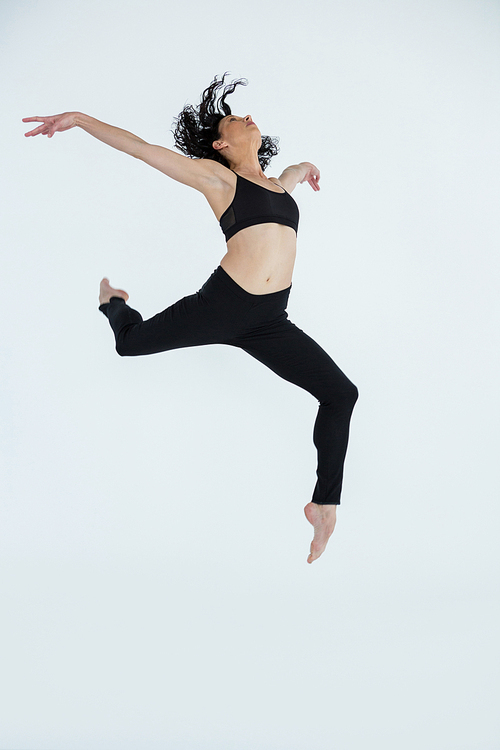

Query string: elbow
130 138 150 161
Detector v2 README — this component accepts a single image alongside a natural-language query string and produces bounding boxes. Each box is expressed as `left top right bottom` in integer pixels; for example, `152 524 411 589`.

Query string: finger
22 116 47 123
24 125 47 137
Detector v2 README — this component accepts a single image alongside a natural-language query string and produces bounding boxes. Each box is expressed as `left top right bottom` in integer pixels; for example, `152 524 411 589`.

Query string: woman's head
171 73 279 171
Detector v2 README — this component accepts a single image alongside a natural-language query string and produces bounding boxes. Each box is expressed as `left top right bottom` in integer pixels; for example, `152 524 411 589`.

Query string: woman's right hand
22 112 79 138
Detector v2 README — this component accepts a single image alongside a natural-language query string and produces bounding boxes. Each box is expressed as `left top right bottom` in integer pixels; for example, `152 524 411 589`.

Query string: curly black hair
171 72 280 172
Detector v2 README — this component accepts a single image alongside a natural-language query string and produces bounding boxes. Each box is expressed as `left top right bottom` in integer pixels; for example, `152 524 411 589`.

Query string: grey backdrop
1 0 499 748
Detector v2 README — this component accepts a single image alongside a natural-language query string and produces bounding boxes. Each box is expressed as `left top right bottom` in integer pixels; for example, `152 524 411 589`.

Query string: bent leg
100 290 223 356
233 320 358 505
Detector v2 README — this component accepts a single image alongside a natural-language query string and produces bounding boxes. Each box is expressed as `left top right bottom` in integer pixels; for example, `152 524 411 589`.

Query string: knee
339 381 359 411
115 342 128 357
323 380 359 412
115 336 135 357
348 382 359 408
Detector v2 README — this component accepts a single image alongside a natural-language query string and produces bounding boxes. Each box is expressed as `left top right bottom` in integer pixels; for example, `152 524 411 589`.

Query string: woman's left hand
299 162 320 191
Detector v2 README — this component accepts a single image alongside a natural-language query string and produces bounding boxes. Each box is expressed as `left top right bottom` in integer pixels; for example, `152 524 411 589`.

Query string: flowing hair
171 72 280 171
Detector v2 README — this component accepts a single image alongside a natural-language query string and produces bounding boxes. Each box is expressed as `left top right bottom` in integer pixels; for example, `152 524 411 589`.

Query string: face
214 114 261 151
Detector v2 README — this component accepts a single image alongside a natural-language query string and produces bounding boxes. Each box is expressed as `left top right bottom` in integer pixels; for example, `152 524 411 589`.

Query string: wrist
73 112 87 127
297 162 310 179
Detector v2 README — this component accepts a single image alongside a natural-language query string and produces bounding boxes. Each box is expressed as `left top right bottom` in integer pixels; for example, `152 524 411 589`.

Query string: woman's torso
203 168 298 295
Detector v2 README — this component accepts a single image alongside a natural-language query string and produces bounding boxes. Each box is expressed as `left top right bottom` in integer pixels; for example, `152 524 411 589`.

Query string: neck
226 149 264 177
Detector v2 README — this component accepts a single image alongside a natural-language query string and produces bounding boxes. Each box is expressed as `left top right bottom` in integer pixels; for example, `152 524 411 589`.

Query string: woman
23 73 358 564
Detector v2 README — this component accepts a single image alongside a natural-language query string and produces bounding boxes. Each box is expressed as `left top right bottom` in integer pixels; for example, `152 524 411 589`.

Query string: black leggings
99 266 358 505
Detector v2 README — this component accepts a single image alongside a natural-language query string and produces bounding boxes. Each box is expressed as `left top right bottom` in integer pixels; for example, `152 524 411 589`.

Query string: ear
212 139 226 152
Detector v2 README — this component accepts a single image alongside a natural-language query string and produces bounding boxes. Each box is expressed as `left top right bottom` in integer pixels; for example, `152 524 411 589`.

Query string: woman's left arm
276 162 320 193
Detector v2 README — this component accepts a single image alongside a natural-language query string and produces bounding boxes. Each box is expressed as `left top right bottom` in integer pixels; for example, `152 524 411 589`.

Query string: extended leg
233 320 358 563
234 320 358 506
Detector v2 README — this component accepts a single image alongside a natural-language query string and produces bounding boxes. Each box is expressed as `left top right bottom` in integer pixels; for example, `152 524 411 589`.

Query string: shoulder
273 166 304 194
198 159 233 184
193 159 236 199
198 162 237 219
135 142 233 194
199 159 236 193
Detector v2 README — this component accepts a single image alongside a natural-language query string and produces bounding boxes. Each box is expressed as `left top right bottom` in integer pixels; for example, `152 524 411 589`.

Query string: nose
244 115 252 122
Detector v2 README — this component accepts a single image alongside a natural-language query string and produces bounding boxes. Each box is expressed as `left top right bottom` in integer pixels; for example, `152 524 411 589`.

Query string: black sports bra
219 170 300 242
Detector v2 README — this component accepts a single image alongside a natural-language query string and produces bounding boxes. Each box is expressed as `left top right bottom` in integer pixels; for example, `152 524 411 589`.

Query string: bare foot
99 278 129 305
304 502 337 564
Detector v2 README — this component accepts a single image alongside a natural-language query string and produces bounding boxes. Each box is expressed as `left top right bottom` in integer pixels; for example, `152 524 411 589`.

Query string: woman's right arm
23 112 221 192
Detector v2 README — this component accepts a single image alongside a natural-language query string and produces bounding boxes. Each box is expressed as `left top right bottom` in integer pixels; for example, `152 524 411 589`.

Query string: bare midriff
219 223 297 294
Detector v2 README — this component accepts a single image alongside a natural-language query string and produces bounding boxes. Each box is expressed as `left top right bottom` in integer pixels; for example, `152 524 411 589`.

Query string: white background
1 0 499 748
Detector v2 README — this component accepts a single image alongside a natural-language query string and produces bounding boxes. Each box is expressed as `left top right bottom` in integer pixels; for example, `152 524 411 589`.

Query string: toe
308 540 322 564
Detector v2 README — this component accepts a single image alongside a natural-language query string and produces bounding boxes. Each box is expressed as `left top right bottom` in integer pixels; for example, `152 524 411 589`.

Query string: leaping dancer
23 73 358 563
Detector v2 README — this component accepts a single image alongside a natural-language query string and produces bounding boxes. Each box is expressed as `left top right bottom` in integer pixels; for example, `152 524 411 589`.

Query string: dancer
23 73 358 563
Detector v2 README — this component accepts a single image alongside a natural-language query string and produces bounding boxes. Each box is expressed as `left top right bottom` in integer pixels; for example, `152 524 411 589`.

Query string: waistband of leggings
213 265 292 302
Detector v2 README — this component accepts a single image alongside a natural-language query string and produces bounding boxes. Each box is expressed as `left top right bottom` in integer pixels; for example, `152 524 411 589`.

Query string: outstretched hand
300 161 321 191
22 112 78 138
